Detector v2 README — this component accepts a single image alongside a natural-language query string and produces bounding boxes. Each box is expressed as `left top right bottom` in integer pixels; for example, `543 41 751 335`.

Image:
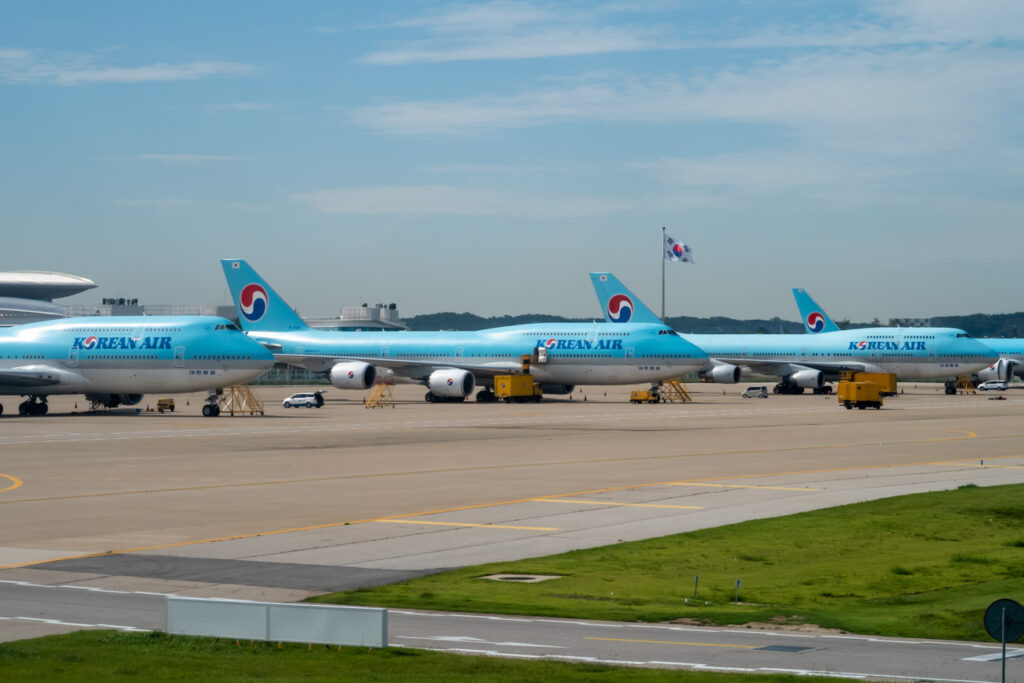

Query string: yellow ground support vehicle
837 381 883 410
156 398 175 413
840 371 897 396
630 387 660 404
494 375 542 403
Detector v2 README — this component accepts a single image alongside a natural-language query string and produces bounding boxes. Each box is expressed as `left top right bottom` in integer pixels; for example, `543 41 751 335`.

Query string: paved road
2 385 1023 681
1 580 1018 681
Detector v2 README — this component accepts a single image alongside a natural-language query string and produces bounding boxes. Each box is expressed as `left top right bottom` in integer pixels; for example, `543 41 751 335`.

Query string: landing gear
944 379 957 395
202 403 221 417
773 382 805 395
812 385 833 395
476 389 497 403
18 397 48 416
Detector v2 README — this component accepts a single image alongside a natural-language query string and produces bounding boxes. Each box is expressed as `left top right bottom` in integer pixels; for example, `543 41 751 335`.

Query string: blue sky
3 1 1023 321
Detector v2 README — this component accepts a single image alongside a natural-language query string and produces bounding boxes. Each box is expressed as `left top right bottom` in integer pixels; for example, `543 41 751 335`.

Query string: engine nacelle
538 383 574 395
329 361 376 390
702 363 740 384
85 393 144 408
978 358 1020 382
428 368 475 398
789 369 823 389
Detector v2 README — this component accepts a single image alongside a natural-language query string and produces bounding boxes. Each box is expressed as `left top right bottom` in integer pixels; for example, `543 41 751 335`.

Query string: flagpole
661 226 666 322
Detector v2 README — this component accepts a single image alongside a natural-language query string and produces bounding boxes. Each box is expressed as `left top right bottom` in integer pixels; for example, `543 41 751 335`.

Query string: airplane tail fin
792 288 841 334
589 272 662 324
220 259 310 332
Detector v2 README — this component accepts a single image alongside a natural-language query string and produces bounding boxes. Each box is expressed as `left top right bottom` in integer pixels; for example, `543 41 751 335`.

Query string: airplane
792 288 1024 384
590 272 998 393
220 259 710 402
793 288 841 334
0 316 275 417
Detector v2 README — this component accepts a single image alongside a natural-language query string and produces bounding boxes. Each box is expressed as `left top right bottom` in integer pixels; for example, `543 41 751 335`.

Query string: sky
2 1 1023 322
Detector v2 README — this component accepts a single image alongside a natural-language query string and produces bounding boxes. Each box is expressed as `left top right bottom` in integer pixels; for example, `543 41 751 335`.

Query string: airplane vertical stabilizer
793 288 841 334
220 259 310 332
589 272 662 324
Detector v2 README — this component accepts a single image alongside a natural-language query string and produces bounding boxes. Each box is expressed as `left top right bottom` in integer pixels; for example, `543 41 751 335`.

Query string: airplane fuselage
246 322 707 386
0 316 274 396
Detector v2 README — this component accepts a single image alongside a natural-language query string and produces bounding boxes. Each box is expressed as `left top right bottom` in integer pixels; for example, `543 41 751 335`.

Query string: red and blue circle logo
82 335 98 349
544 338 558 349
855 341 867 350
447 377 454 386
607 294 633 323
239 283 268 322
672 243 685 258
347 370 355 379
806 311 826 333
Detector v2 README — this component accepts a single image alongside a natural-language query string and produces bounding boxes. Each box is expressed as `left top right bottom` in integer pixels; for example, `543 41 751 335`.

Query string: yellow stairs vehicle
216 385 264 416
630 380 692 404
365 382 395 408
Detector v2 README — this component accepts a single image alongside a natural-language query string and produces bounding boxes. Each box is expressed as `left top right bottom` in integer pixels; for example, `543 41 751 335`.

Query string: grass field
0 630 851 682
313 483 1024 641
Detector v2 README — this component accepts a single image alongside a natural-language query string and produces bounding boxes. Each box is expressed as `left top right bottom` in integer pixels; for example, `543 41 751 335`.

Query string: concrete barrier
165 596 387 647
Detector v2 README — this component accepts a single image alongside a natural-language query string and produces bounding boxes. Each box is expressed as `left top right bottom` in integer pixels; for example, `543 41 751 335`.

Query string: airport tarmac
1 383 1023 658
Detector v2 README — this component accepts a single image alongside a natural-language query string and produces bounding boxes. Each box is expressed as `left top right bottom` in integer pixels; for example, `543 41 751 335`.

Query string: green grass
313 483 1024 641
0 630 849 682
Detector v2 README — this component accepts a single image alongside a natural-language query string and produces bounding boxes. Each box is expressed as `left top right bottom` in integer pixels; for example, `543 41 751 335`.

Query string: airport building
0 271 96 325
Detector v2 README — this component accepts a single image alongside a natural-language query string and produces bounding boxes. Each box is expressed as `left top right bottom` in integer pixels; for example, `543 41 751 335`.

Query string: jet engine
978 358 1020 382
538 383 574 395
789 369 823 389
85 393 144 408
701 363 741 384
427 369 475 398
328 361 376 390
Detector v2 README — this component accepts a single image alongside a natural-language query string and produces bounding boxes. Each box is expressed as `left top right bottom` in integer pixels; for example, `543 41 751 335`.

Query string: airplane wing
0 365 70 387
274 354 524 380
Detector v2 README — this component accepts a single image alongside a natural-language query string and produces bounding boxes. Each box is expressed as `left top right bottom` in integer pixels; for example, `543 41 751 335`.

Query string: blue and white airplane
0 316 275 416
221 260 709 401
792 288 1024 383
591 273 998 392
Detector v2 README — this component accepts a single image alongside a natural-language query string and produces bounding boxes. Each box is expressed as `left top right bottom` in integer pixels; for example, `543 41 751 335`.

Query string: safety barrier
165 596 387 647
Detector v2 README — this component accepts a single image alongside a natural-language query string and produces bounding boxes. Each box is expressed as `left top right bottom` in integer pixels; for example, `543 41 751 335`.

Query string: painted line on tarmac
0 402 1000 447
666 482 816 491
0 430 986 571
0 473 21 494
0 430 977 507
373 520 558 531
586 635 758 649
0 615 147 632
531 498 703 510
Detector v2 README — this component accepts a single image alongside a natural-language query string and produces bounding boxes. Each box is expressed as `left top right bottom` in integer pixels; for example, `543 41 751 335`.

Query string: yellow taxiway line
0 474 22 494
532 498 703 510
372 519 558 531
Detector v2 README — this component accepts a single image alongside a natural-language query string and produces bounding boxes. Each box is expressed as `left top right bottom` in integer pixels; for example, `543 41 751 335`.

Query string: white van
742 386 768 398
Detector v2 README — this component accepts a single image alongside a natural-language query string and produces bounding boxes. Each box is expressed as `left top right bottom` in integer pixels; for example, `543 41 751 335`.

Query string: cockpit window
214 323 241 331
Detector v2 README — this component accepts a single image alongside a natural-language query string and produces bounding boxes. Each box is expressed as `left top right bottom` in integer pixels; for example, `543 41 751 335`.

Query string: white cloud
111 198 195 208
0 49 255 85
206 102 271 113
291 185 633 218
137 154 238 163
360 1 666 64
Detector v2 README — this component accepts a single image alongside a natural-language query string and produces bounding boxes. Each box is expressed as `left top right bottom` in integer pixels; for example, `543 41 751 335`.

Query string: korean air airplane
793 288 1024 384
221 260 709 402
591 273 998 393
0 316 275 416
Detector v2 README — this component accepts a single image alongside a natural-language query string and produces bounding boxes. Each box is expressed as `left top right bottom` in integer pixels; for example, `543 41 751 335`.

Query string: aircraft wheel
0 403 4 416
425 392 436 403
202 404 214 417
37 402 48 415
